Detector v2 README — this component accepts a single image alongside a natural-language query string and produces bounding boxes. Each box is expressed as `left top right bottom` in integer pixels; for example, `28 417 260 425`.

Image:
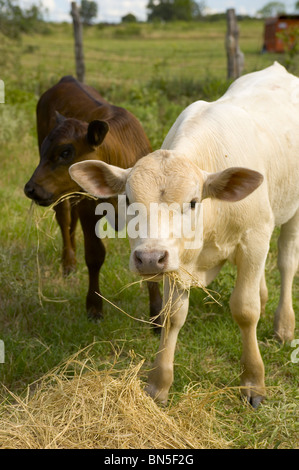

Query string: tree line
0 0 98 37
1 0 299 39
0 0 45 38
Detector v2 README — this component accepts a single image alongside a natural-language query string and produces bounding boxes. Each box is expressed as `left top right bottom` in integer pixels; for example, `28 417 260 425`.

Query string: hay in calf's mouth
0 349 229 449
166 267 221 304
96 268 222 331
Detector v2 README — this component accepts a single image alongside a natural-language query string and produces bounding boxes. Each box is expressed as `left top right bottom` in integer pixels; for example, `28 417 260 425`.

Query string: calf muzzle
133 249 169 275
24 180 54 206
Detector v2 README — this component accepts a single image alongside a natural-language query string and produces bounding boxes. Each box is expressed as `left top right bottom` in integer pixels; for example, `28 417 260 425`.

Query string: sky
19 0 299 23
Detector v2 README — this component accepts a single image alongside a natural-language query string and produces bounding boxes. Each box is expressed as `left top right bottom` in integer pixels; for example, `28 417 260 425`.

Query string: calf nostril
158 251 168 266
24 183 34 197
134 250 143 266
134 249 169 273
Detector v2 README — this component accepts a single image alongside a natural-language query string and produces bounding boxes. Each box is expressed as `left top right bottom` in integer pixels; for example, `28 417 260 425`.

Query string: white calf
69 63 299 407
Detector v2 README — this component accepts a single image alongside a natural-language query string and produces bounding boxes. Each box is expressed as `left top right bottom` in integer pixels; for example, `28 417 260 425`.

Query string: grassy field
0 20 298 448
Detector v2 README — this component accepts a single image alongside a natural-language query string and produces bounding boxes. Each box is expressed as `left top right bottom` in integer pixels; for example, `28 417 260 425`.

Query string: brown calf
24 76 161 320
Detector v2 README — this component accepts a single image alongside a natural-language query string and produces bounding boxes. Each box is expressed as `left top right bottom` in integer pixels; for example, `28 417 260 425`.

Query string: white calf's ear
202 167 264 202
69 160 131 198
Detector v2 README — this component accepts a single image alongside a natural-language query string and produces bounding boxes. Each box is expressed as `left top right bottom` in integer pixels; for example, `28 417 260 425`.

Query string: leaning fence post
226 8 244 80
71 1 85 83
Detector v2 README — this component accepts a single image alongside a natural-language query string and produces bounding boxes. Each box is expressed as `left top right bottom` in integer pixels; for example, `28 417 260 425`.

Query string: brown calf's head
69 150 263 278
24 112 109 206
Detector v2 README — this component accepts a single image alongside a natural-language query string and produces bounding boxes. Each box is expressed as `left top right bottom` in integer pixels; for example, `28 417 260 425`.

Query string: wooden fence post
226 8 244 80
71 1 85 83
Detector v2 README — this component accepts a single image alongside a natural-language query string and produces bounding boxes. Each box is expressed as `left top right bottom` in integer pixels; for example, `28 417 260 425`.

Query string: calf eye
57 146 74 165
190 199 197 209
60 148 71 159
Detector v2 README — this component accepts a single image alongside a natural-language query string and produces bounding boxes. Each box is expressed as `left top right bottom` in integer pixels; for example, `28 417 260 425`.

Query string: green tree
295 1 299 11
121 13 137 23
257 2 286 18
147 0 204 22
80 0 98 25
0 0 45 38
147 0 174 22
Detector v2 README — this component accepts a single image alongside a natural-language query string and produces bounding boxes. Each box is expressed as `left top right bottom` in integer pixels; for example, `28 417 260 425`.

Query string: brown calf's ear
55 111 66 124
202 167 264 202
87 120 109 147
69 160 130 198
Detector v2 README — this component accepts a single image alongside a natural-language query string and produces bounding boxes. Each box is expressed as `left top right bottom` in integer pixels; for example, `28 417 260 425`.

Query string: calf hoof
274 326 294 343
241 384 266 409
243 394 265 409
62 262 76 276
62 251 76 276
86 293 103 321
144 383 168 406
87 306 103 321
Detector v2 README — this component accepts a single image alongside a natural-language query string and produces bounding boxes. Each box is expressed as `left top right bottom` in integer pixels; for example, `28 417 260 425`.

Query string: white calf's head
69 150 263 278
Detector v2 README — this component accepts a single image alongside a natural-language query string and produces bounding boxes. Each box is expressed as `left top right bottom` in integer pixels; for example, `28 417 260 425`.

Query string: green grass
0 20 298 448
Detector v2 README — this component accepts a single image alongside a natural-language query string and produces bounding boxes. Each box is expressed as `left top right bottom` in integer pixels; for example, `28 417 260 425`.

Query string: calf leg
77 199 105 319
146 278 189 404
70 203 79 259
230 234 270 408
274 209 299 342
147 281 163 328
260 271 268 316
54 200 78 275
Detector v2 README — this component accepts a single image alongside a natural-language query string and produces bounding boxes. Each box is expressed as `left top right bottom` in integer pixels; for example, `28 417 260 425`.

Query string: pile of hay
0 351 230 449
